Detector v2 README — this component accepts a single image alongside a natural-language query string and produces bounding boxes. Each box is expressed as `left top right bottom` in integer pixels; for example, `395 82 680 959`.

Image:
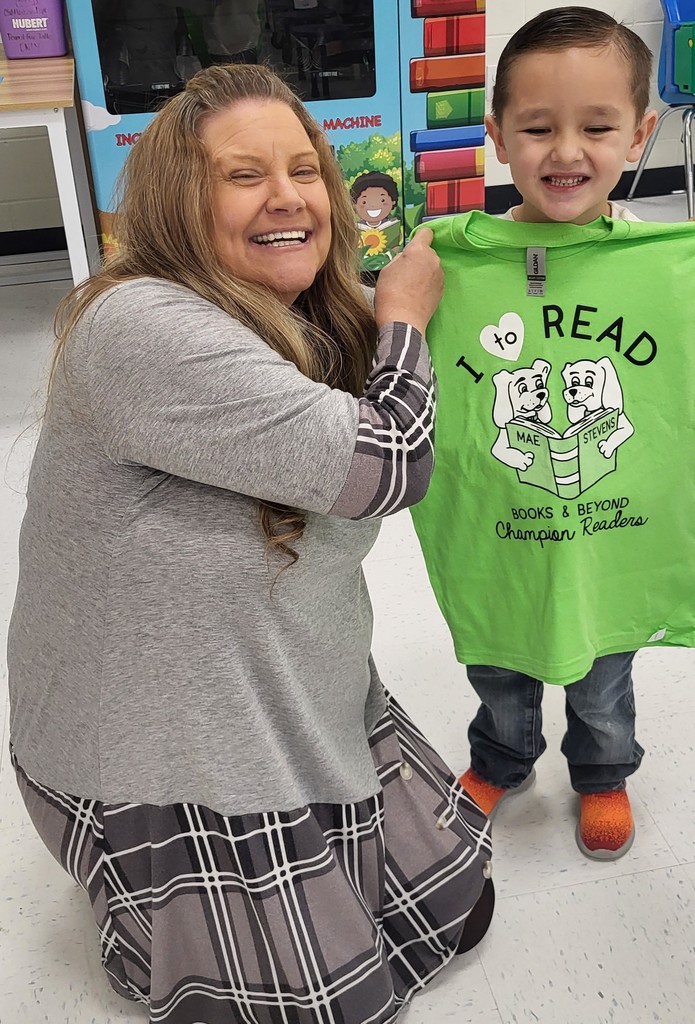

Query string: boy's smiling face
485 45 657 225
355 186 395 225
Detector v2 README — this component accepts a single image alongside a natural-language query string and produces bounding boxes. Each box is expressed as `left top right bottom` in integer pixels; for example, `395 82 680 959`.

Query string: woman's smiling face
202 99 332 304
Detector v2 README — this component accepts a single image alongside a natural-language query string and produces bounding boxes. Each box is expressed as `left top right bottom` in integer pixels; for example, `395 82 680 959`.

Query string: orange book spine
410 53 485 92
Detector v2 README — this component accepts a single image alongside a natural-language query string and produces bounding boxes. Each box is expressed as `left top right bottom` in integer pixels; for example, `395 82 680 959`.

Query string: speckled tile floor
1 194 693 1023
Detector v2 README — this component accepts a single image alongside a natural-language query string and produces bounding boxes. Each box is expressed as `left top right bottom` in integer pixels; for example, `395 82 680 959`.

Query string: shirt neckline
449 210 629 258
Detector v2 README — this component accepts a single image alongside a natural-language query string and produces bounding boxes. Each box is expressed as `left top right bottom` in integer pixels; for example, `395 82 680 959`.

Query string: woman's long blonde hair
53 64 375 563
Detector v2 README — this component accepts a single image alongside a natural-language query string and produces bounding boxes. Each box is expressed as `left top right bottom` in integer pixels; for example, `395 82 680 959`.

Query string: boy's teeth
547 176 585 187
252 230 307 245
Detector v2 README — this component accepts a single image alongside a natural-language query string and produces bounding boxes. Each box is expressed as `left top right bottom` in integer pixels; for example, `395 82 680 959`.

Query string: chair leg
684 108 695 219
627 106 677 201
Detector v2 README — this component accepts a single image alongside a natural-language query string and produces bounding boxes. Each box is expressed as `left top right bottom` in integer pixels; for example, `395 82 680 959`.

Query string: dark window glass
91 1 376 115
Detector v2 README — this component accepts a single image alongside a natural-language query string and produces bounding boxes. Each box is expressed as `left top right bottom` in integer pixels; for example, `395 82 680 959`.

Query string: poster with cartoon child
350 171 403 270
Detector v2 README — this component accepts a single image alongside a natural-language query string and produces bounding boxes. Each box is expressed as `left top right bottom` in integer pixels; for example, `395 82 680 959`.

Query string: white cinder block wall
0 1 676 236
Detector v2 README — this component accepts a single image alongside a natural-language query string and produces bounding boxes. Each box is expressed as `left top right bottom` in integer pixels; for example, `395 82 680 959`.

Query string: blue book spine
410 124 485 152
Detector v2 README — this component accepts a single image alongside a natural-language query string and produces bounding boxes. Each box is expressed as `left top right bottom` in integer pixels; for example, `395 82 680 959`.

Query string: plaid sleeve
329 322 436 519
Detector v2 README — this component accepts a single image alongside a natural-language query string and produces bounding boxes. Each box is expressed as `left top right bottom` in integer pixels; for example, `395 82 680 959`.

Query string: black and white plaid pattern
14 694 491 1024
330 322 436 520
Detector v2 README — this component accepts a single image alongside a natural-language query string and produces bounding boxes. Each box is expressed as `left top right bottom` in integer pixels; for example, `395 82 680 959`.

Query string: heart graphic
479 313 524 362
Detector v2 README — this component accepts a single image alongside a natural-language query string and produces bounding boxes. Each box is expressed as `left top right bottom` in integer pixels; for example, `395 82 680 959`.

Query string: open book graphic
505 407 620 498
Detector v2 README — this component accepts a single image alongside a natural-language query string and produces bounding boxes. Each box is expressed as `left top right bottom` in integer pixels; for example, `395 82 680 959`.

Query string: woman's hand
374 228 444 335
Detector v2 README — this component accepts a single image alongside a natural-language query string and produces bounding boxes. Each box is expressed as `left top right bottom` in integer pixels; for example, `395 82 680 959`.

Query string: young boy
458 7 658 859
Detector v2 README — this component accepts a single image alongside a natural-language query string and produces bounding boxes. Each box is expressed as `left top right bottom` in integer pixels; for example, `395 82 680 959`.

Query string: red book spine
412 0 484 16
410 53 485 92
424 14 485 56
426 177 485 215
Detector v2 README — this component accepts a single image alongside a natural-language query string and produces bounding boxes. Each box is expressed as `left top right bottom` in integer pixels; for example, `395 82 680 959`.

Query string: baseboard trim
0 249 71 286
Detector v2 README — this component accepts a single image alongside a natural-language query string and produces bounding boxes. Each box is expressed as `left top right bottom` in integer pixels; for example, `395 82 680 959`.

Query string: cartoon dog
561 357 633 459
491 359 551 470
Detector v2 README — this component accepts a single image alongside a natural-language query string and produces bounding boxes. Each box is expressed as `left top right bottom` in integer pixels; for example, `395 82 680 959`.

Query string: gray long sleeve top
8 278 435 815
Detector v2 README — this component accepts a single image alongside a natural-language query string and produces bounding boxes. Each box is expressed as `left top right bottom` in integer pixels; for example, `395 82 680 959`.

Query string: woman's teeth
252 230 307 246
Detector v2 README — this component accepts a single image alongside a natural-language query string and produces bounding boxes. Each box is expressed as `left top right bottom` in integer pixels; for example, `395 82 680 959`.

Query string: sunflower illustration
360 227 388 257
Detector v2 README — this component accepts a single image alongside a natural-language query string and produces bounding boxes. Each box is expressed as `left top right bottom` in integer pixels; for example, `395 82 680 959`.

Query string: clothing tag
526 247 547 297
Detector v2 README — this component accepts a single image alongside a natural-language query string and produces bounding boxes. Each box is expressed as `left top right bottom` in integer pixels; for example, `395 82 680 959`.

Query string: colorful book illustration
505 408 620 498
426 87 485 128
410 53 485 91
424 14 485 55
409 0 486 220
412 0 486 15
426 176 485 215
415 145 484 181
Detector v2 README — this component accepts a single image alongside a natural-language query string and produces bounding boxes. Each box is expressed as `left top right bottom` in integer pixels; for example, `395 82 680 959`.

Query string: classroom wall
0 1 676 236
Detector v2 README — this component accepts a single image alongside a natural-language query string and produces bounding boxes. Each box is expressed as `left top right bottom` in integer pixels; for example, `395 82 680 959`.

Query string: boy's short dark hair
492 6 653 123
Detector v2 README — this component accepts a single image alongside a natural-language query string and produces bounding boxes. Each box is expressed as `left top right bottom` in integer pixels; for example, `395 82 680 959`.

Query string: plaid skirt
13 693 492 1024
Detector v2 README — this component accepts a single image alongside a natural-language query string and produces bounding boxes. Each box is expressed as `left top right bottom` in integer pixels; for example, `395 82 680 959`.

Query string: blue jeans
466 652 644 794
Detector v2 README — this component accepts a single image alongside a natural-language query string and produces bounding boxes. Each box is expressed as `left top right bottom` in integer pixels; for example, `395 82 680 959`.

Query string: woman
8 64 492 1023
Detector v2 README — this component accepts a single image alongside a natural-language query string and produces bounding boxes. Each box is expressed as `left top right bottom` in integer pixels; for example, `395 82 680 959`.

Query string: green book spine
469 87 485 123
427 88 485 128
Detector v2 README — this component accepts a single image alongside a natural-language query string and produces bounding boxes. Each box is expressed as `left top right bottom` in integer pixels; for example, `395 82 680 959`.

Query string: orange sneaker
459 767 536 819
576 790 635 860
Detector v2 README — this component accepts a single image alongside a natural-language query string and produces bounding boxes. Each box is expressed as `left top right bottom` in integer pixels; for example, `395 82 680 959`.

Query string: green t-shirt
411 211 695 685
